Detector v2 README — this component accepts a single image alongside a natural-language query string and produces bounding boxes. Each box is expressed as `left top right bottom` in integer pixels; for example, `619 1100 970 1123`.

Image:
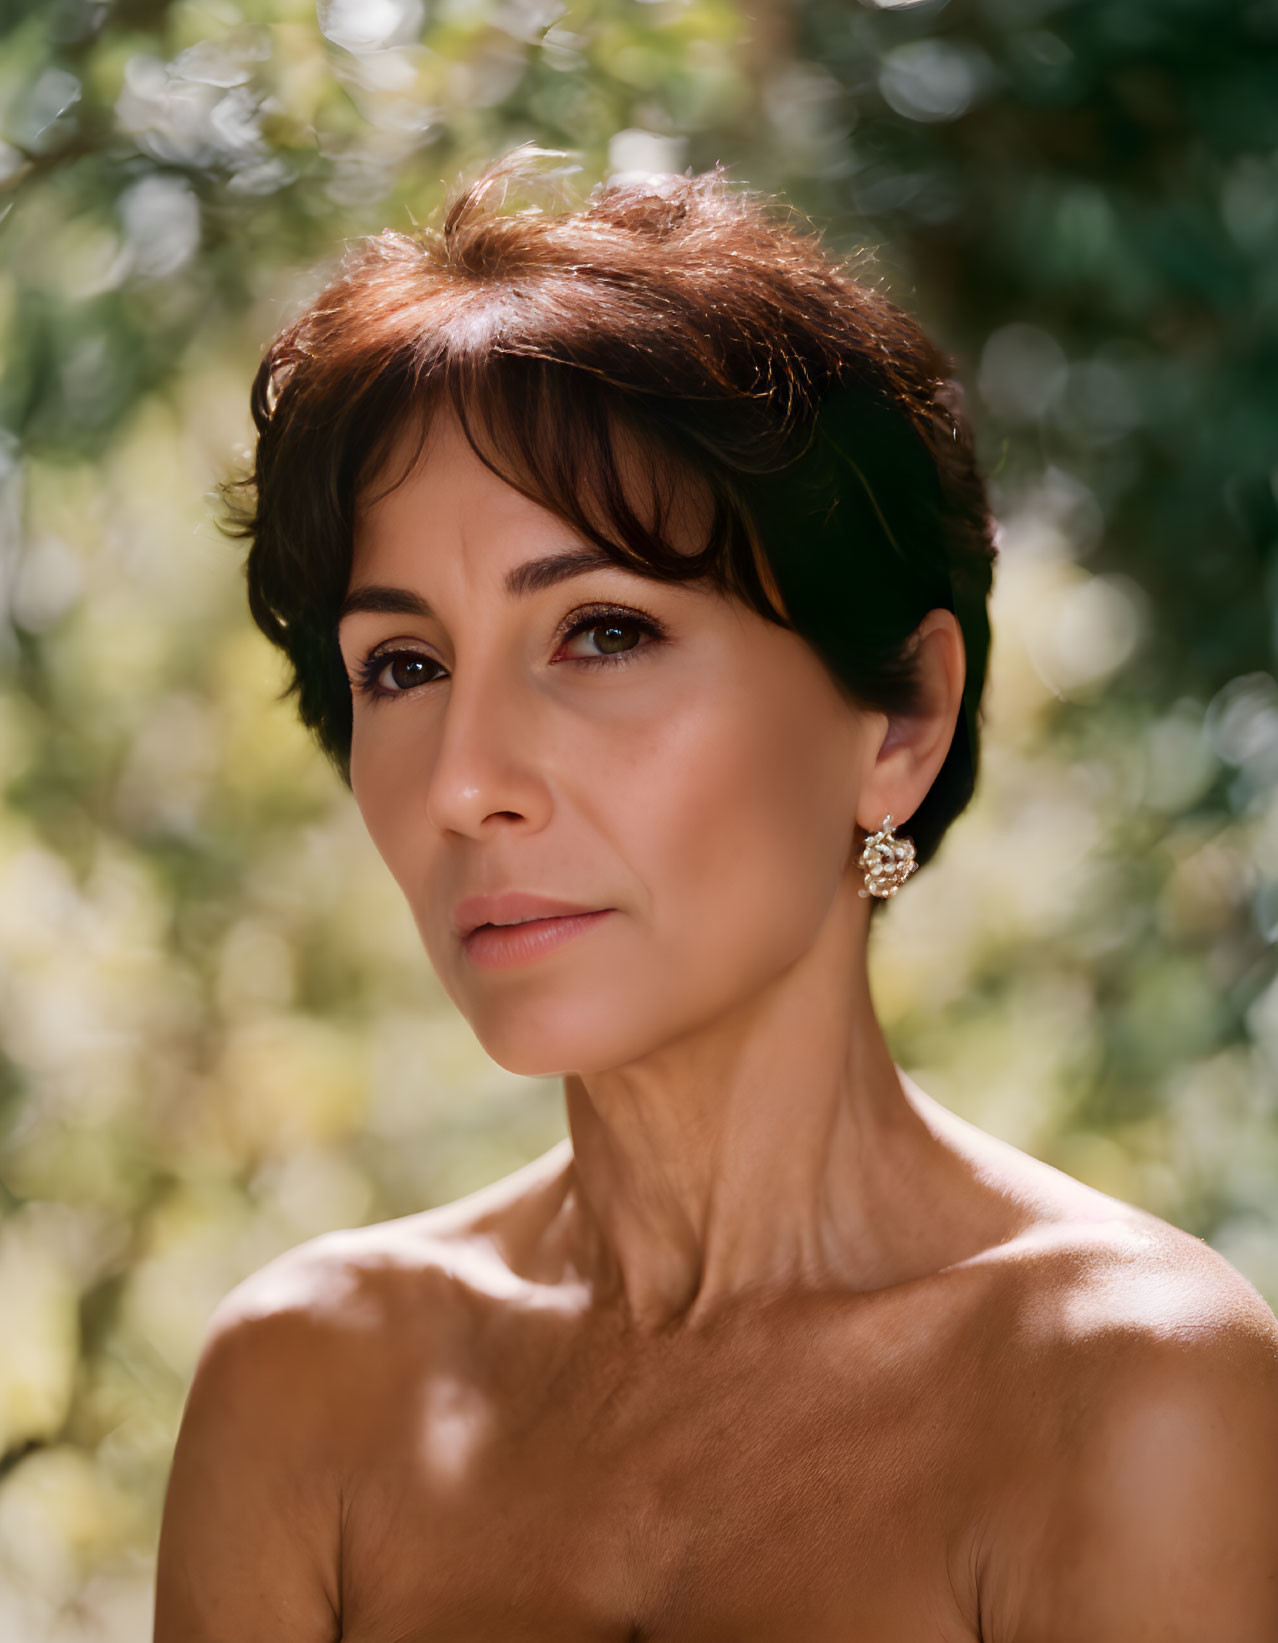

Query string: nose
422 654 554 839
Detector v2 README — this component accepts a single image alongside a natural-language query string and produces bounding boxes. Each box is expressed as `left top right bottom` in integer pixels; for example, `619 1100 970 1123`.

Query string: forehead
351 397 716 588
376 404 532 502
353 410 548 570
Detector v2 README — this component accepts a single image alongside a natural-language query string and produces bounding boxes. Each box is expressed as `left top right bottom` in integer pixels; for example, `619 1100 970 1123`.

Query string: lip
453 891 610 939
463 909 614 970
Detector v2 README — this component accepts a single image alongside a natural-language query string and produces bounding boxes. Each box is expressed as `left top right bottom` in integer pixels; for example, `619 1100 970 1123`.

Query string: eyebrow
338 548 618 624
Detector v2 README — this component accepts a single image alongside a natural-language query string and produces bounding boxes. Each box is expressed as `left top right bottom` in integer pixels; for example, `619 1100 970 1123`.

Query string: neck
548 874 980 1334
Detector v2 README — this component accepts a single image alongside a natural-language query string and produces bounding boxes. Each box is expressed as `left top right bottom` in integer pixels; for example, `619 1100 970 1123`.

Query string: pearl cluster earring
857 813 918 899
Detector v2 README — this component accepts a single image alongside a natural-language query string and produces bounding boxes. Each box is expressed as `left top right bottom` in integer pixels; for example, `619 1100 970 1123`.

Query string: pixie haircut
235 148 997 883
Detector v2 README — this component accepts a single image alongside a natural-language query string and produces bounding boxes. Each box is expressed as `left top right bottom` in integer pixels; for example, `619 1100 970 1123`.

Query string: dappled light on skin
2 0 1277 1631
340 411 890 1104
418 1372 492 1489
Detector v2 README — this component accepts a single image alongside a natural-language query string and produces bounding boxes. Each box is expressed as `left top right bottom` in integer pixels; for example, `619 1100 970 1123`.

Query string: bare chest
336 1303 994 1642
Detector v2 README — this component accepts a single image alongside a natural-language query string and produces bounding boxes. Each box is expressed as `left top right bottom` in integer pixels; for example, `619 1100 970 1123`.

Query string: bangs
352 354 793 630
234 153 996 876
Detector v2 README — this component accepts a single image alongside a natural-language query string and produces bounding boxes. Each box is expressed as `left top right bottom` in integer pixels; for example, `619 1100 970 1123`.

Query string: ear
855 609 966 836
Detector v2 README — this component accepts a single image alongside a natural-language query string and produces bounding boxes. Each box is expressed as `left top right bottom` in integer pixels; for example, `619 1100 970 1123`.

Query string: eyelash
353 604 668 703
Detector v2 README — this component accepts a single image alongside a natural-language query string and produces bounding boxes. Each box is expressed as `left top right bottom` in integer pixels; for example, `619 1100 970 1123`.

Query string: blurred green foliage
1 0 1277 1633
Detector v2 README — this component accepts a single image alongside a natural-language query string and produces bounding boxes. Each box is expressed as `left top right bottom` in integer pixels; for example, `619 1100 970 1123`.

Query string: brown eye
589 622 640 656
359 650 438 697
560 613 657 663
383 654 431 690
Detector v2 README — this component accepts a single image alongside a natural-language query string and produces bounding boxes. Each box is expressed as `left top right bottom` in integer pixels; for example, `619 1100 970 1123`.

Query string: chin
464 1005 645 1080
452 979 679 1080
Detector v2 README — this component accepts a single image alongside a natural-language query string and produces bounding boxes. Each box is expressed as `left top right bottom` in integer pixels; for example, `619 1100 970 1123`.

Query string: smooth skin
155 410 1278 1642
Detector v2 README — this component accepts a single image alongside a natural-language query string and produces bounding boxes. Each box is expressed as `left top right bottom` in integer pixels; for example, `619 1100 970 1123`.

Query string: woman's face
338 409 876 1078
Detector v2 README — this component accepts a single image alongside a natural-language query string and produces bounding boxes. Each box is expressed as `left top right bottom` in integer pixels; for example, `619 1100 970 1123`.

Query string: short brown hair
233 147 997 880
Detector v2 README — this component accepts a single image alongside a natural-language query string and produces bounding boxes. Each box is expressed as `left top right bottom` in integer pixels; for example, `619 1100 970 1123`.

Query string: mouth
461 909 615 970
452 891 611 941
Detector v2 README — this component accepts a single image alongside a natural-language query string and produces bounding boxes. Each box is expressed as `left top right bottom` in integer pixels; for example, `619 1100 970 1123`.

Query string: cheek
344 641 858 1072
348 721 426 896
634 663 857 991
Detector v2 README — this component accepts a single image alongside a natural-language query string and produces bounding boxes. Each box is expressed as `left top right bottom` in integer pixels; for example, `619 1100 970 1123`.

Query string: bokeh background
1 0 1277 1633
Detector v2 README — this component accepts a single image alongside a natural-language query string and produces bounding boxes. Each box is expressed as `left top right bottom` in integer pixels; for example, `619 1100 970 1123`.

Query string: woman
155 150 1278 1641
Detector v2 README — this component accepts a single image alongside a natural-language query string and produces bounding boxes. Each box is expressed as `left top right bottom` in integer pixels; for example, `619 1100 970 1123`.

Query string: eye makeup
351 602 669 703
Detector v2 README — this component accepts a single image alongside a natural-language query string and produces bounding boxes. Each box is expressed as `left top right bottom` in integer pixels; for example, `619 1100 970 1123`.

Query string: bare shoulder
998 1194 1277 1335
923 1093 1278 1637
912 1075 1278 1356
169 1211 478 1511
157 1150 572 1638
973 1208 1278 1643
966 1154 1278 1441
157 1213 464 1642
202 1134 575 1365
171 1136 571 1419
